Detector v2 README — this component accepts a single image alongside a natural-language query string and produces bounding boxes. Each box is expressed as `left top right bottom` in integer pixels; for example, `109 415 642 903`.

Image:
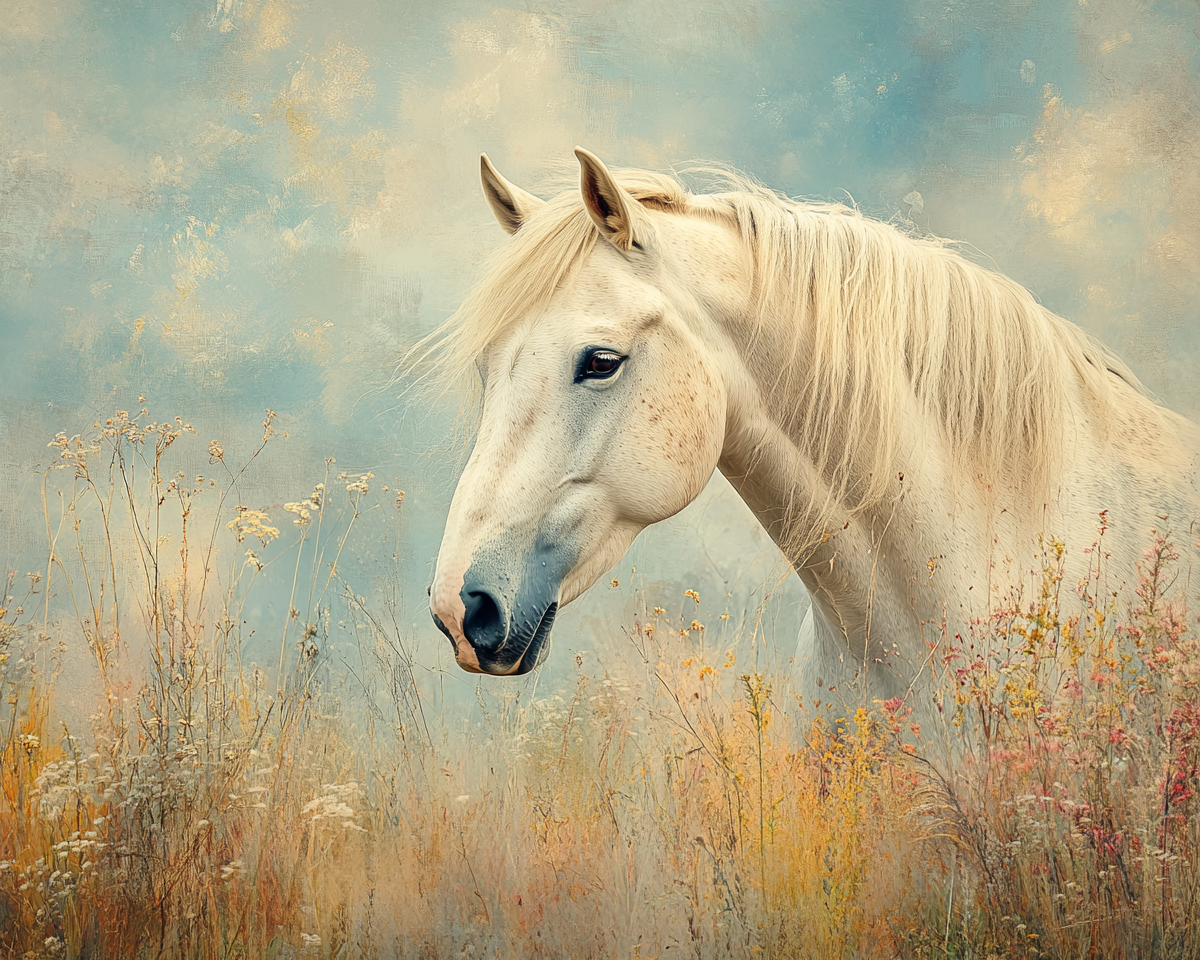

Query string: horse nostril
461 590 505 655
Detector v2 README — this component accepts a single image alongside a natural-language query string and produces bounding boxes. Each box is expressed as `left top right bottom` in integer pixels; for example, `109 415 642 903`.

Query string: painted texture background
2 0 1199 700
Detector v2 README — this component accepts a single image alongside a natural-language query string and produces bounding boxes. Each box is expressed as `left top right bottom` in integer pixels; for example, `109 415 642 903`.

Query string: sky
2 0 1198 702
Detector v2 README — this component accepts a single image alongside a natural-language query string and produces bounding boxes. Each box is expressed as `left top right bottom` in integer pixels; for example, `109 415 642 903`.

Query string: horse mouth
499 601 557 676
433 603 558 676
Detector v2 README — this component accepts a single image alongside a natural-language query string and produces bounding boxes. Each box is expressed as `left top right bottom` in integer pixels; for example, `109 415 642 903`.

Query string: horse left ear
481 154 545 235
575 147 651 253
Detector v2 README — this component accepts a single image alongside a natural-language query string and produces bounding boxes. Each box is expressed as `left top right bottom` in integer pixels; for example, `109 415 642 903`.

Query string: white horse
427 147 1200 712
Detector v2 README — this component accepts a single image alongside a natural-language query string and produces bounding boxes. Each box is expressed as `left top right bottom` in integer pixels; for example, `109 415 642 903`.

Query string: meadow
0 403 1196 959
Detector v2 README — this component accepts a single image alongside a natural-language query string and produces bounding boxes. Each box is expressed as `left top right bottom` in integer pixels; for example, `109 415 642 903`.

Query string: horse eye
579 350 624 380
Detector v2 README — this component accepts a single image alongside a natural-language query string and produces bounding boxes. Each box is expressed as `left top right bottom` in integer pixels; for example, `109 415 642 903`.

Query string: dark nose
461 589 506 655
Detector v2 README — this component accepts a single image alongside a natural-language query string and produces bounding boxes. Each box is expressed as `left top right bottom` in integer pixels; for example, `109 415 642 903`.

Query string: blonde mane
417 165 1138 517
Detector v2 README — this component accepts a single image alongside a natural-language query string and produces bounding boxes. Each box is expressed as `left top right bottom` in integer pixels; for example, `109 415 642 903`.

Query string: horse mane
707 174 1141 511
415 164 1140 514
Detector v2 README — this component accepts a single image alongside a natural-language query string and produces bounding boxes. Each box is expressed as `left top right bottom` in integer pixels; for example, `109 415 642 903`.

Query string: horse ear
480 154 545 235
574 147 649 252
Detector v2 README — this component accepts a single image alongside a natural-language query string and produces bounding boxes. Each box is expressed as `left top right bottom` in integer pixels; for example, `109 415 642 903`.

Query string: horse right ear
480 154 545 235
575 147 651 253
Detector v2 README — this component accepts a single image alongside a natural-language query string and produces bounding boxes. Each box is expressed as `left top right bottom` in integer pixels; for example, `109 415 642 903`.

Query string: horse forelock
403 168 688 405
409 161 1138 516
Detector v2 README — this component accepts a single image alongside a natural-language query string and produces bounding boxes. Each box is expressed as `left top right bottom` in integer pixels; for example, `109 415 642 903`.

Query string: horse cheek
671 361 725 493
653 367 725 514
698 367 726 471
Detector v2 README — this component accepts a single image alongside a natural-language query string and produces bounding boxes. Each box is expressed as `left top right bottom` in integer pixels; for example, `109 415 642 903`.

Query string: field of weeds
1 403 1197 959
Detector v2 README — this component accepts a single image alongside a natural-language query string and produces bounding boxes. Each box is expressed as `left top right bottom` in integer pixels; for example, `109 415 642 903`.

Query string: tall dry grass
913 529 1200 959
0 403 1195 959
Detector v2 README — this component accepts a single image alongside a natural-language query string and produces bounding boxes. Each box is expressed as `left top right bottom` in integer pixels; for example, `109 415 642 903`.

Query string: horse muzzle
431 595 558 676
429 533 574 676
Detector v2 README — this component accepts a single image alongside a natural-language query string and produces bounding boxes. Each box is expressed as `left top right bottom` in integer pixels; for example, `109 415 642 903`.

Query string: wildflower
342 471 374 494
285 485 324 524
302 782 363 828
227 507 279 545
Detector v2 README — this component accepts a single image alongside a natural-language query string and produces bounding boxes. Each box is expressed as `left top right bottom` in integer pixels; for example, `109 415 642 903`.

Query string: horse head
429 149 745 675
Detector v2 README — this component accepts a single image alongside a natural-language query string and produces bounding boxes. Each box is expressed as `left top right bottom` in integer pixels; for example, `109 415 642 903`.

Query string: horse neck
713 302 996 662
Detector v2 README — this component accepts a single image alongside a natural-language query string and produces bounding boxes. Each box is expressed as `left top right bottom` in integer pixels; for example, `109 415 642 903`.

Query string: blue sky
2 0 1198 697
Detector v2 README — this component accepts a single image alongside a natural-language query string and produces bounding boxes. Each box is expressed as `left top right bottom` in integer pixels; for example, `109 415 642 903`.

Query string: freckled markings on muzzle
453 530 579 675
